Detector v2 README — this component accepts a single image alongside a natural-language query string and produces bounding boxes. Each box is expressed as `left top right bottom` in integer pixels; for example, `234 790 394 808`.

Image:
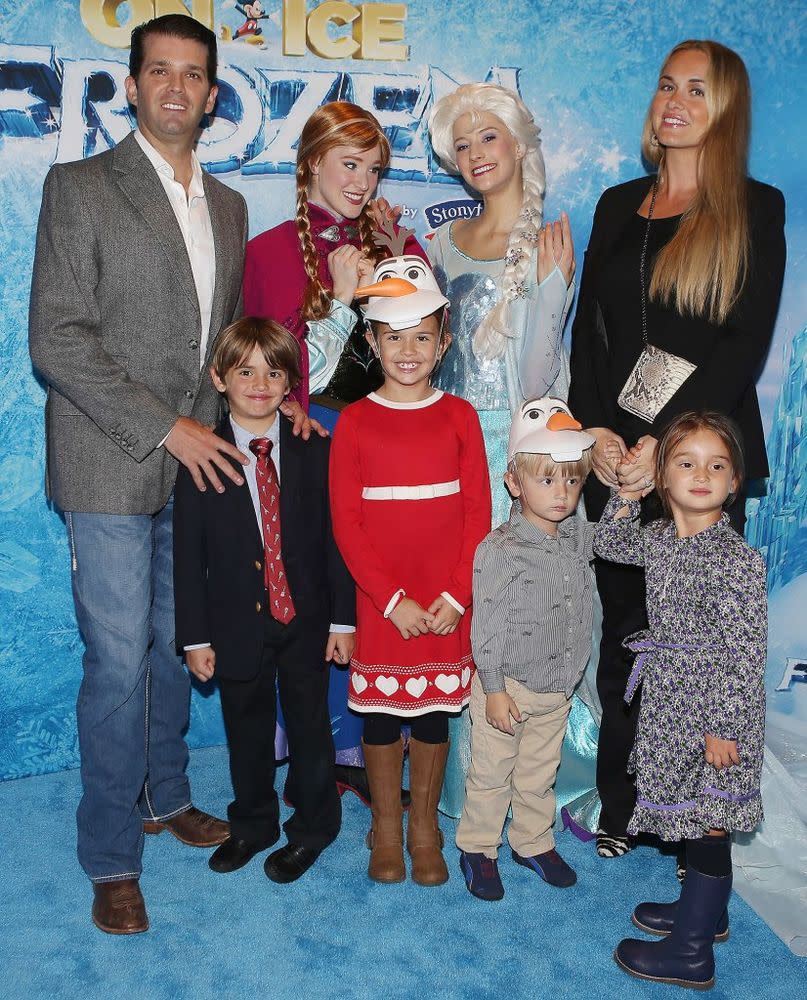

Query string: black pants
586 481 747 836
217 613 341 850
363 711 449 746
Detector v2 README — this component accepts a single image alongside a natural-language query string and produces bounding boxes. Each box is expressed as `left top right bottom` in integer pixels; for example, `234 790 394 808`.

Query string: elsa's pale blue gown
428 223 599 818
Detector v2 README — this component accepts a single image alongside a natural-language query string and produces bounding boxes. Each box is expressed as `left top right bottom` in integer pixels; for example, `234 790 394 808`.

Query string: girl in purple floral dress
594 411 766 990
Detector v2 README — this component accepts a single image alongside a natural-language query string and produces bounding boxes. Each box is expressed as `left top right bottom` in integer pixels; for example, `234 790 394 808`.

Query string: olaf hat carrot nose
507 397 595 463
354 277 418 298
357 254 449 331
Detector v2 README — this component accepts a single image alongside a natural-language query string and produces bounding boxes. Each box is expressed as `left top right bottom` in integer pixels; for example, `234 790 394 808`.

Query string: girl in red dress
330 255 492 886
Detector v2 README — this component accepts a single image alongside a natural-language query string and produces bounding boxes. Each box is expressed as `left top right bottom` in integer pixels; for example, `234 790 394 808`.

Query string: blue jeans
67 498 191 882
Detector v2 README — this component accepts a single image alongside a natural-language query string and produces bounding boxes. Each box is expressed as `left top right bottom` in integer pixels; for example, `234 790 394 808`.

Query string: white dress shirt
134 130 215 365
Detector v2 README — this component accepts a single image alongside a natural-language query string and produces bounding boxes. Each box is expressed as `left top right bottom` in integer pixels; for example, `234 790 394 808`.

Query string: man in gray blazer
28 14 248 934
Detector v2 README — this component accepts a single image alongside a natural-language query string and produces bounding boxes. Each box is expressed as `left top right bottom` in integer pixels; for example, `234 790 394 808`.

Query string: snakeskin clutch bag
618 343 696 422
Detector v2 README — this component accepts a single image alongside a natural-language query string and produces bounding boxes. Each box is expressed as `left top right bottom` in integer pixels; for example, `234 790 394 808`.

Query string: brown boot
91 879 149 934
362 739 405 883
407 738 449 886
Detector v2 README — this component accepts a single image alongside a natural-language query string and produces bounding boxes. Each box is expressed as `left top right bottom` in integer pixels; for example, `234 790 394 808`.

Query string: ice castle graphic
746 325 807 592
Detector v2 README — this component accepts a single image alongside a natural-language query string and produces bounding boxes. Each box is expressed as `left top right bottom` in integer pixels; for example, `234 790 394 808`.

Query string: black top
600 212 682 445
569 175 786 518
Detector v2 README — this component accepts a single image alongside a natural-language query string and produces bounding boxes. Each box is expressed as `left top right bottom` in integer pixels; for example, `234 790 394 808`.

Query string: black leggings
363 712 449 746
686 834 732 877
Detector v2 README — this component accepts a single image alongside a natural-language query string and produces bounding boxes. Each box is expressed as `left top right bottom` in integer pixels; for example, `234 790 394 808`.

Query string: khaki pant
456 673 571 858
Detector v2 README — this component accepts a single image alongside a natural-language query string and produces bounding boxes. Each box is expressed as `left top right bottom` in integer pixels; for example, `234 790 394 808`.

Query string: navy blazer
569 175 786 519
173 416 355 680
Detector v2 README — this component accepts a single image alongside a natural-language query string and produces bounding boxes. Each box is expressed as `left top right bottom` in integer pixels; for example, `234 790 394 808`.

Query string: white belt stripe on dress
361 479 461 501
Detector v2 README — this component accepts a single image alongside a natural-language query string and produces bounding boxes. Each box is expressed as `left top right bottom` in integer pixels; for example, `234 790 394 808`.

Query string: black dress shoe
264 843 322 883
209 835 276 874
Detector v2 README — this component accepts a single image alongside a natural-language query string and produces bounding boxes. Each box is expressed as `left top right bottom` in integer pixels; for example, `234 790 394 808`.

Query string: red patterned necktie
248 437 296 624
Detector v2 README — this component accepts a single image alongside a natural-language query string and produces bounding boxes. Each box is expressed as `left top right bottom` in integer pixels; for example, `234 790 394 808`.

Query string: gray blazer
28 132 248 515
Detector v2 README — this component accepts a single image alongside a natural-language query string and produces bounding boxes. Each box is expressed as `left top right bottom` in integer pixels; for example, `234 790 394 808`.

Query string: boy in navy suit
173 317 355 881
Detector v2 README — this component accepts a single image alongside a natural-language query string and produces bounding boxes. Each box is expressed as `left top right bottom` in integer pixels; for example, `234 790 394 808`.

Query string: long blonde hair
296 102 391 321
642 40 751 325
429 83 546 360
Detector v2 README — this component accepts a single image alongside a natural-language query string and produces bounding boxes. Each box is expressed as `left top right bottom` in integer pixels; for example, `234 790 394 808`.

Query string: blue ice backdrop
0 0 804 878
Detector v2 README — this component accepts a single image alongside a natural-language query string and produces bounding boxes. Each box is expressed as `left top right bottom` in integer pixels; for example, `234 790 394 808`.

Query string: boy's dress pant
218 611 341 850
456 673 571 858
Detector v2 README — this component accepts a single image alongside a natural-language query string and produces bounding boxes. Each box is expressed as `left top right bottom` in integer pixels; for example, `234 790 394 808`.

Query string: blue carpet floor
1 746 804 1000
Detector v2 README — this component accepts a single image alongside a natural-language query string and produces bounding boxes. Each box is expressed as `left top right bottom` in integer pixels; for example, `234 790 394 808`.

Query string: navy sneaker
512 847 577 887
459 851 505 901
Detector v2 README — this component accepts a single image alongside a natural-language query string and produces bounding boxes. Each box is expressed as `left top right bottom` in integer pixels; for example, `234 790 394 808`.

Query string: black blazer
569 175 786 515
173 417 355 680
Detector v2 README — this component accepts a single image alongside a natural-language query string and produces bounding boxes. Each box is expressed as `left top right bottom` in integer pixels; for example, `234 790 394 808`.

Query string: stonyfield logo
425 199 483 229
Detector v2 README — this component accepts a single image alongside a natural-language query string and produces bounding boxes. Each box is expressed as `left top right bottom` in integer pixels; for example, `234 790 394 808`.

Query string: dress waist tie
623 632 720 705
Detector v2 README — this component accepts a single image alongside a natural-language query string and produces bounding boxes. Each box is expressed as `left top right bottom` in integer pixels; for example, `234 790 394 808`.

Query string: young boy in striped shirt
457 397 596 900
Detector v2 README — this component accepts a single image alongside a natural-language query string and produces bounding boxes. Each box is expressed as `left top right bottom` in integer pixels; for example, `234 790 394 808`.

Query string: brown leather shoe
92 879 148 934
143 806 229 847
407 738 449 886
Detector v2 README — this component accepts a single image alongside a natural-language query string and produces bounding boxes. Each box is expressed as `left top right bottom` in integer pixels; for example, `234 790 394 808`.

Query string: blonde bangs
511 451 592 480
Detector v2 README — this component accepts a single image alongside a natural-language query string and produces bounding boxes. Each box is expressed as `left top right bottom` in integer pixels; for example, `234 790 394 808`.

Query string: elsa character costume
427 83 599 818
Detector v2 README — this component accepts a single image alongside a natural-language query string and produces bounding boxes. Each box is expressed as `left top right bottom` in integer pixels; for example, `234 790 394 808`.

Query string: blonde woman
428 83 576 525
569 40 785 861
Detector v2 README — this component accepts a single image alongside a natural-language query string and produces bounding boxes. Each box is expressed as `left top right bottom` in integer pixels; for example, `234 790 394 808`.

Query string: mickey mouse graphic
221 0 271 47
234 1 269 39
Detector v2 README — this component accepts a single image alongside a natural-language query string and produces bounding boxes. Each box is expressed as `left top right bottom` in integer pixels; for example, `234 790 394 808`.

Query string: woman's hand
537 211 575 287
328 245 367 305
705 734 740 769
356 255 374 284
617 435 657 491
485 691 523 736
588 427 627 488
367 197 402 231
279 399 329 439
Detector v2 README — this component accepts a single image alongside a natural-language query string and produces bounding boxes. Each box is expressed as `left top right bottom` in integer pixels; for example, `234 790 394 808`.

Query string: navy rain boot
633 896 729 943
614 868 732 989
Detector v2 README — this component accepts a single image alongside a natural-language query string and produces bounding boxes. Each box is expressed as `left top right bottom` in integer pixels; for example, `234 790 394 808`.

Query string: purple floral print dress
594 495 766 841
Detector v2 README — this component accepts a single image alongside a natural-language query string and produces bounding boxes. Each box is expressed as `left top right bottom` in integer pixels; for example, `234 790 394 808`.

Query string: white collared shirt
134 130 215 366
230 414 281 527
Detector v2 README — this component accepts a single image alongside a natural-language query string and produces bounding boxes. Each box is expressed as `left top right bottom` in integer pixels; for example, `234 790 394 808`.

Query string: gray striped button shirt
471 511 596 697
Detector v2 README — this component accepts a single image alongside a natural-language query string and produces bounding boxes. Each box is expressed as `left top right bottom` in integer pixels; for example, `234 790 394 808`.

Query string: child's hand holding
617 485 649 504
389 597 434 640
705 734 740 769
328 245 367 305
325 631 355 665
617 434 657 495
589 427 627 488
427 595 461 635
186 647 215 682
485 691 523 735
